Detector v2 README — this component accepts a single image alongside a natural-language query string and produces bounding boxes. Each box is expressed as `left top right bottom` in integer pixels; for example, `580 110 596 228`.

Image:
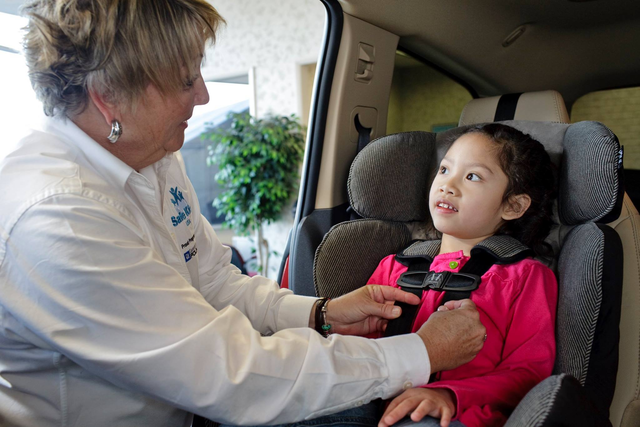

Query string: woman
0 1 485 426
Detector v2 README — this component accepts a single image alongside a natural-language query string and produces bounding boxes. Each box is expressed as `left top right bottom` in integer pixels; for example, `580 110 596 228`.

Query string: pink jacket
367 250 557 427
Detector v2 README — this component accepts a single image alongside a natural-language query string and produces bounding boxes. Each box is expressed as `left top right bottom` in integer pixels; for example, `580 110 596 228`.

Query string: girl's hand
378 388 456 427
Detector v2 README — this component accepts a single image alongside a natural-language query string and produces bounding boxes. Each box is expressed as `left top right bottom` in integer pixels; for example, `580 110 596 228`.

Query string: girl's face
429 133 514 243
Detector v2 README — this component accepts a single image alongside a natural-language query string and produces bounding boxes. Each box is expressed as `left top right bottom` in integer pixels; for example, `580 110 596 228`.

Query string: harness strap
382 258 430 338
441 249 498 305
383 237 532 338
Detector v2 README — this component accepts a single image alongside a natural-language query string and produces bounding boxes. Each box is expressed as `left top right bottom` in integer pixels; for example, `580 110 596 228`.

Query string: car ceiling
338 0 640 107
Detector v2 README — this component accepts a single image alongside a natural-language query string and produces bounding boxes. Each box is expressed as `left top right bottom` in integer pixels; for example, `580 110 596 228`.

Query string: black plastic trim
276 229 291 285
298 0 343 220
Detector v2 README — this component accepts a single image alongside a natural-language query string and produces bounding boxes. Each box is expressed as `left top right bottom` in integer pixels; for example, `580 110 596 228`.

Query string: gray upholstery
504 373 608 427
505 374 566 427
555 224 606 384
559 122 622 225
475 235 531 261
314 219 412 298
401 240 441 259
348 131 436 221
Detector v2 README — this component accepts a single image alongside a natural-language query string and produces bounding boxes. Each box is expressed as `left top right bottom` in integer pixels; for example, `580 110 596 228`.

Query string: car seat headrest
348 131 437 222
459 90 570 126
348 121 623 226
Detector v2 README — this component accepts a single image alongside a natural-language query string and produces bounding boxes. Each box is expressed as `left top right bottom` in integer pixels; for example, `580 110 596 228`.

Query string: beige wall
571 86 640 169
387 63 472 135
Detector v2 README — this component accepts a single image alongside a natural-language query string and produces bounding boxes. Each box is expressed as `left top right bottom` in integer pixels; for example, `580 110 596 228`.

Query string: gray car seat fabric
313 120 624 425
505 373 608 427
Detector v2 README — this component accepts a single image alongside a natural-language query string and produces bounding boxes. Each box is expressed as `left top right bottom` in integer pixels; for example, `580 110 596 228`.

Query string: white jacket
0 117 430 427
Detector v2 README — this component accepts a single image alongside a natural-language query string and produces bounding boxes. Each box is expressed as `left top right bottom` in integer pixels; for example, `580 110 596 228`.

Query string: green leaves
204 112 306 235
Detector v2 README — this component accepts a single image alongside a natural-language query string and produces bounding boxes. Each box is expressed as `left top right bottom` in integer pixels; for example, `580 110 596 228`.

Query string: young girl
222 123 557 427
370 123 558 427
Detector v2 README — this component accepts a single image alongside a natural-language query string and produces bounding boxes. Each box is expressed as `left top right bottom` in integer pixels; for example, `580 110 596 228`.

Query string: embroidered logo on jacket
169 186 192 227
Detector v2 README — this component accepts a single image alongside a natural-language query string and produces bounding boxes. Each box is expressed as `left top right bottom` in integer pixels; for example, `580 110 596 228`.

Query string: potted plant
204 112 305 275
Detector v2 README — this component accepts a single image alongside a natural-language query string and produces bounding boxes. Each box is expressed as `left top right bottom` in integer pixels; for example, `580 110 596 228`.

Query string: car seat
459 90 640 427
313 91 634 426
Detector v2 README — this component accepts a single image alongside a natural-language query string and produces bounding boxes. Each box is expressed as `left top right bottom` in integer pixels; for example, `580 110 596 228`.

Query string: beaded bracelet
314 298 332 337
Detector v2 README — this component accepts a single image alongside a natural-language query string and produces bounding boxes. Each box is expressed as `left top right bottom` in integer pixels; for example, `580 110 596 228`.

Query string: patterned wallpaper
203 0 325 119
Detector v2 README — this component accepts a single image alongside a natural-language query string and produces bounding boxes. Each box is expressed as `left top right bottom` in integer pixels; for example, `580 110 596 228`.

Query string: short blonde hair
23 0 225 117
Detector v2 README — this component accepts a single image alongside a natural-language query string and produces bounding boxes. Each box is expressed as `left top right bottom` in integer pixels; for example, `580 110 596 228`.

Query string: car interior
278 0 640 426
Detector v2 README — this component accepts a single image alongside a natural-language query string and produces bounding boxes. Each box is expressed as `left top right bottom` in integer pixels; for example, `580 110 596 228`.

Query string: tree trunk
255 225 270 275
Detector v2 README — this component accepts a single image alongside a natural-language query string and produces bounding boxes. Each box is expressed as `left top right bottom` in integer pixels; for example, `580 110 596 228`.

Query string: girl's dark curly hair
461 123 557 257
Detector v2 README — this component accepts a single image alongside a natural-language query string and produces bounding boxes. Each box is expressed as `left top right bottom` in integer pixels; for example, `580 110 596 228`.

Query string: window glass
387 52 473 134
0 12 45 160
571 86 640 207
571 87 640 169
181 81 250 227
0 1 325 280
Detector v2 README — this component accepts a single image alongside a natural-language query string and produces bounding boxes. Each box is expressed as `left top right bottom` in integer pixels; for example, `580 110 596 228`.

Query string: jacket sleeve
426 263 558 424
1 194 430 425
193 205 314 335
178 159 314 336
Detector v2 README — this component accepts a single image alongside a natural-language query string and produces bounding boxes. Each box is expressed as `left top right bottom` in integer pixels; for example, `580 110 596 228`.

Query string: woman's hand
378 388 456 427
416 299 486 373
322 285 421 336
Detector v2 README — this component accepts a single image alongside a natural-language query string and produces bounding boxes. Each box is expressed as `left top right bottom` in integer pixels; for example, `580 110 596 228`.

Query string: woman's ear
88 89 119 126
502 194 532 221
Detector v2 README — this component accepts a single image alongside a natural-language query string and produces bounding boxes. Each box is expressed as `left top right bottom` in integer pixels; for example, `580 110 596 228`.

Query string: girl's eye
466 173 481 181
439 166 448 174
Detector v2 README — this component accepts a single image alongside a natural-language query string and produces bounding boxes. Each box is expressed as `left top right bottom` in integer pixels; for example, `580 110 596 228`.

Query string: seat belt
383 237 532 338
355 113 372 153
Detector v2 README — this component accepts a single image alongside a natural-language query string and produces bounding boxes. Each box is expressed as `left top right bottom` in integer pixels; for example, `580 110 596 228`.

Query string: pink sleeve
428 263 558 425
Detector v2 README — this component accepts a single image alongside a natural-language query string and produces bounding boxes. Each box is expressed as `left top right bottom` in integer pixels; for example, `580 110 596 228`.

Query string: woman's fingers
371 285 422 305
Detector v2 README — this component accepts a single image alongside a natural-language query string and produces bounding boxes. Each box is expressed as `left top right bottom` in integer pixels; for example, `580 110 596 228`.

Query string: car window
571 86 640 206
181 81 250 226
387 52 473 135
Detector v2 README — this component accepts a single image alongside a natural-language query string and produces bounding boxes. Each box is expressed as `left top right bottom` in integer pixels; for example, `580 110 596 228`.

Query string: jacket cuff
277 294 318 330
376 334 431 396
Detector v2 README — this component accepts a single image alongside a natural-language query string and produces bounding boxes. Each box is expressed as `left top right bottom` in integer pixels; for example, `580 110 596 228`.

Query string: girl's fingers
439 406 452 427
380 397 417 427
379 398 403 427
410 400 430 421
